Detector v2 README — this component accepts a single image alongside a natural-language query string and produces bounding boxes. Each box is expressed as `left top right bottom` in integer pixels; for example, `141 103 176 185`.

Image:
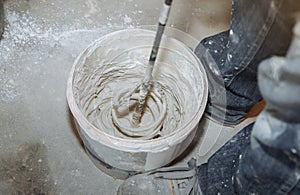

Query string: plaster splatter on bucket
67 28 208 179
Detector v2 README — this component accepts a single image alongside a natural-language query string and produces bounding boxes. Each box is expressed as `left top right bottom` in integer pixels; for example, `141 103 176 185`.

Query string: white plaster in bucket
66 28 208 178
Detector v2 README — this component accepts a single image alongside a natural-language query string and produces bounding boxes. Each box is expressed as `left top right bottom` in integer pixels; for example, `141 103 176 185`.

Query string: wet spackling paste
111 80 168 138
67 29 207 175
73 31 203 140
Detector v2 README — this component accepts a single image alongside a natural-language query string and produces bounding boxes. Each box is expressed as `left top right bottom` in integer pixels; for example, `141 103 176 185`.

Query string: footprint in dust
0 142 57 194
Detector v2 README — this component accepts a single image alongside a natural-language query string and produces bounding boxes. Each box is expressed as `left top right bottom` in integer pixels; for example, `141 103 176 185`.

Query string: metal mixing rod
131 0 173 127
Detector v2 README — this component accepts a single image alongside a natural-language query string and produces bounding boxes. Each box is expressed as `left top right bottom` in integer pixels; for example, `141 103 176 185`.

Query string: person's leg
199 18 300 194
195 0 296 125
198 123 254 194
234 29 300 193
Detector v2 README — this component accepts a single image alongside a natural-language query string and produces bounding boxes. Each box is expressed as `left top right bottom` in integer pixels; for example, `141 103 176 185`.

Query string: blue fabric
198 123 254 194
236 113 300 194
194 0 294 125
196 0 300 194
198 121 300 194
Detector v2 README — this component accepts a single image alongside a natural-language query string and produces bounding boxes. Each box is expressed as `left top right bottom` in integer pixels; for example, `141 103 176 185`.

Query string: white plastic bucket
66 28 208 179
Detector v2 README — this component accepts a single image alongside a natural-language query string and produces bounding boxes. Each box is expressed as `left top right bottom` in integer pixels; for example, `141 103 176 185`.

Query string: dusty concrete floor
0 0 231 194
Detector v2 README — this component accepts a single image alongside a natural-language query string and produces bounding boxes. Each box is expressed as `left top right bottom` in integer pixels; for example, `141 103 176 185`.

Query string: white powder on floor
0 8 137 102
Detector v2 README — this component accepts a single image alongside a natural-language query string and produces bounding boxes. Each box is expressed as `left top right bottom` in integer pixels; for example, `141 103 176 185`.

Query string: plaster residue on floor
0 0 230 194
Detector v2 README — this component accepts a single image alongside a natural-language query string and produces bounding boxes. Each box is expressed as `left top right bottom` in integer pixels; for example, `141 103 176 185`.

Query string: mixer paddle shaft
131 0 173 127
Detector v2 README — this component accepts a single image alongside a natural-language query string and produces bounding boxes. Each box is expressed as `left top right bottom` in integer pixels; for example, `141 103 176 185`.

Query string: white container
66 28 208 179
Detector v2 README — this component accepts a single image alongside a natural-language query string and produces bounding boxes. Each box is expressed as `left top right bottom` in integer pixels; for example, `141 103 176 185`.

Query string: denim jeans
199 53 300 194
196 0 300 194
194 0 296 125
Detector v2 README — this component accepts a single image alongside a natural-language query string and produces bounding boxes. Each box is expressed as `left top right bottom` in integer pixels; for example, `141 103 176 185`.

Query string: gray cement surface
0 0 231 194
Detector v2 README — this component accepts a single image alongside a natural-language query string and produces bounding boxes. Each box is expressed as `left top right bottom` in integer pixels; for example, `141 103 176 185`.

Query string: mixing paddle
131 0 173 127
111 0 173 138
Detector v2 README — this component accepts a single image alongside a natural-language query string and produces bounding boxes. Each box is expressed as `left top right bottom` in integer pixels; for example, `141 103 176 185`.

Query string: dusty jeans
198 53 300 194
194 0 296 125
198 1 300 195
